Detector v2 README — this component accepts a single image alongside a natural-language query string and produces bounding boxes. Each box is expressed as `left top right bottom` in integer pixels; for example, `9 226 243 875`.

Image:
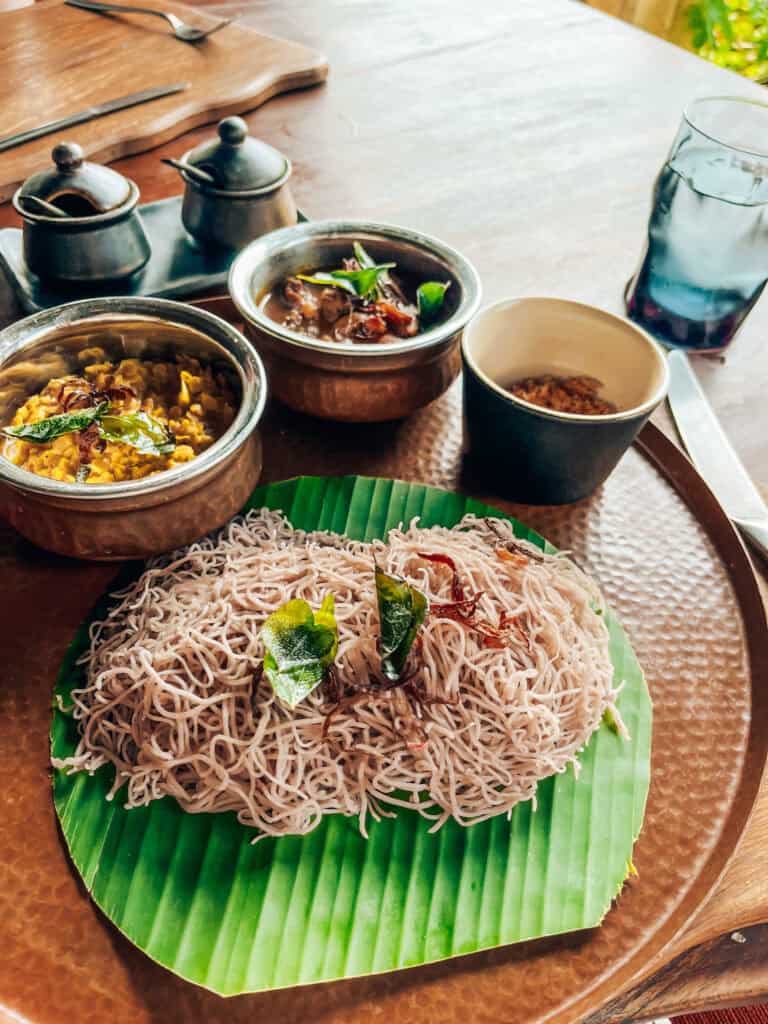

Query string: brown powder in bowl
506 374 618 416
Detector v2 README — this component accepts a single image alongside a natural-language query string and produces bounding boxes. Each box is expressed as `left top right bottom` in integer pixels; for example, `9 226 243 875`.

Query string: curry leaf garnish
375 566 428 681
296 272 358 295
260 594 338 707
97 412 176 456
298 257 397 301
602 706 626 738
1 401 109 445
2 400 175 459
353 241 376 269
331 263 396 300
417 281 450 327
353 242 397 299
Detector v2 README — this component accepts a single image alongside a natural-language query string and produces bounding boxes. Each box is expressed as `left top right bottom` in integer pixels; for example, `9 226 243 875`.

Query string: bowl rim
0 296 267 501
462 295 670 425
12 179 141 227
228 218 483 358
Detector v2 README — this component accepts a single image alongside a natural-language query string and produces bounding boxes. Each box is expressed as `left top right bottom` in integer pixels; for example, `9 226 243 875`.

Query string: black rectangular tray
0 196 305 326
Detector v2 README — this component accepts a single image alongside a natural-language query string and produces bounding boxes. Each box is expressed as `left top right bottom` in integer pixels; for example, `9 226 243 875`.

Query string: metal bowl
228 219 482 422
0 297 267 560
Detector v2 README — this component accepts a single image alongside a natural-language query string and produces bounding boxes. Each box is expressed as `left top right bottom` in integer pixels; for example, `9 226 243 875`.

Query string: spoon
161 157 217 187
18 195 71 218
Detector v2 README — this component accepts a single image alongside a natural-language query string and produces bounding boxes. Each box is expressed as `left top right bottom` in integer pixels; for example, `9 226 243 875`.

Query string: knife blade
667 348 768 562
0 83 189 155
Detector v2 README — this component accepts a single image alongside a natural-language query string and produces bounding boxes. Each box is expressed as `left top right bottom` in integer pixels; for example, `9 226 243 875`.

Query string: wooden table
2 0 768 1020
586 0 686 42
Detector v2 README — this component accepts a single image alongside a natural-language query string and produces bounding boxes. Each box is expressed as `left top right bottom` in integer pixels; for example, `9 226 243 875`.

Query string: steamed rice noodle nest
53 509 624 840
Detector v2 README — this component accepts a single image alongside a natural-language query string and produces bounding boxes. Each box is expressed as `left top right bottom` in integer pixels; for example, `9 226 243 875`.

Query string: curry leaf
353 242 396 299
97 412 176 457
353 241 376 269
260 594 338 707
602 706 626 738
296 272 358 295
1 401 109 444
331 264 396 299
375 567 428 681
417 281 450 327
297 245 395 301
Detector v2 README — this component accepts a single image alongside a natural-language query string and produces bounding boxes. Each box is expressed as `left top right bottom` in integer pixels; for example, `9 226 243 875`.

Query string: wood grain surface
0 0 328 202
1 0 768 1019
585 0 684 37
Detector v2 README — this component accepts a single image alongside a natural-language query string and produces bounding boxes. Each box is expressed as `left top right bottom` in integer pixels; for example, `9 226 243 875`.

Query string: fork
64 0 231 42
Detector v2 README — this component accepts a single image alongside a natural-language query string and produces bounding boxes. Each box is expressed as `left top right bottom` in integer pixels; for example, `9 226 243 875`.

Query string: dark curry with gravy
260 241 450 344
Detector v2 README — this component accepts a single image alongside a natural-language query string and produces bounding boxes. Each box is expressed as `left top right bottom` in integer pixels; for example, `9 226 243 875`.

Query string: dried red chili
416 551 466 602
421 550 530 652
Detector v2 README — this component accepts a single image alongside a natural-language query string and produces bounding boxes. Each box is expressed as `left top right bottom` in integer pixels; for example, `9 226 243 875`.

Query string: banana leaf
51 475 651 995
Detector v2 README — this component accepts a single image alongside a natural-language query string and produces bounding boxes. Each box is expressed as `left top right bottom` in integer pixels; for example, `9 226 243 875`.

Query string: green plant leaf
51 476 651 997
353 241 376 268
375 566 428 680
688 4 708 48
298 245 393 301
97 411 176 457
296 272 357 295
688 0 733 49
261 594 338 707
2 401 109 444
331 264 396 299
417 280 450 326
297 262 396 300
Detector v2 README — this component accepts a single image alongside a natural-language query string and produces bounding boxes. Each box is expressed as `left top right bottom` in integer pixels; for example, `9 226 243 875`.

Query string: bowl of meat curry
228 219 481 422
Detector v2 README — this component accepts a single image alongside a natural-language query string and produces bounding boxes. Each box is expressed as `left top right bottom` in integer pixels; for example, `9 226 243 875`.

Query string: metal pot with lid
169 116 297 250
12 142 151 284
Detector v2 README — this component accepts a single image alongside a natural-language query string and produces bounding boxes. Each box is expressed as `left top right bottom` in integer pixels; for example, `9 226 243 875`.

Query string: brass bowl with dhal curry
0 297 267 560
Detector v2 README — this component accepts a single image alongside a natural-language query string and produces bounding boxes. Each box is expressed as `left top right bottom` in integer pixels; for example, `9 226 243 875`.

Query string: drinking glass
626 96 768 352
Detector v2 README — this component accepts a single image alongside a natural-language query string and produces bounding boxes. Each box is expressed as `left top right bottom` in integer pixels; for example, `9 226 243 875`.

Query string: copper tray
1 368 766 1024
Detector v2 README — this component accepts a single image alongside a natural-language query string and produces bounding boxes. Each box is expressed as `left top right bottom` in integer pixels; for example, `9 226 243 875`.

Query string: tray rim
569 421 768 1024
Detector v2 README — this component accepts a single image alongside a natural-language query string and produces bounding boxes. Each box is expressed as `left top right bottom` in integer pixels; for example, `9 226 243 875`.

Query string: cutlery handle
66 0 169 20
734 518 768 564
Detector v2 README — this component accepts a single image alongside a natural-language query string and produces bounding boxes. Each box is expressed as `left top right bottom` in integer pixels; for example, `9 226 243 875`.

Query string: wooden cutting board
0 0 328 202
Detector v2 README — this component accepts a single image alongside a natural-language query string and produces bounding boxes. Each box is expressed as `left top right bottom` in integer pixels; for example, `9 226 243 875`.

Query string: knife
0 82 189 155
667 348 768 562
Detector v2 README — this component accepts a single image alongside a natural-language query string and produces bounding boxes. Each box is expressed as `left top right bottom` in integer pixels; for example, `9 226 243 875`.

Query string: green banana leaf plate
51 475 651 996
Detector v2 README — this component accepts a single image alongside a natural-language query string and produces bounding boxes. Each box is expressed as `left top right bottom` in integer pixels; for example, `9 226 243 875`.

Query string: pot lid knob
218 116 248 146
52 141 84 172
17 141 134 216
182 117 290 192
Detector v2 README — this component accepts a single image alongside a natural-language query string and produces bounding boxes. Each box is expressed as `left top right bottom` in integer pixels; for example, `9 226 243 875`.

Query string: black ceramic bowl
462 297 669 504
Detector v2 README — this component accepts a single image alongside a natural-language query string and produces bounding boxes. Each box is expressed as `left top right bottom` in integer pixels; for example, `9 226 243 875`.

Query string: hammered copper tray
1 373 767 1024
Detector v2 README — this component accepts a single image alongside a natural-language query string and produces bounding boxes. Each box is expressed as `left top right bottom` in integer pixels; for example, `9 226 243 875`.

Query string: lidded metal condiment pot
173 116 296 250
12 142 151 284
